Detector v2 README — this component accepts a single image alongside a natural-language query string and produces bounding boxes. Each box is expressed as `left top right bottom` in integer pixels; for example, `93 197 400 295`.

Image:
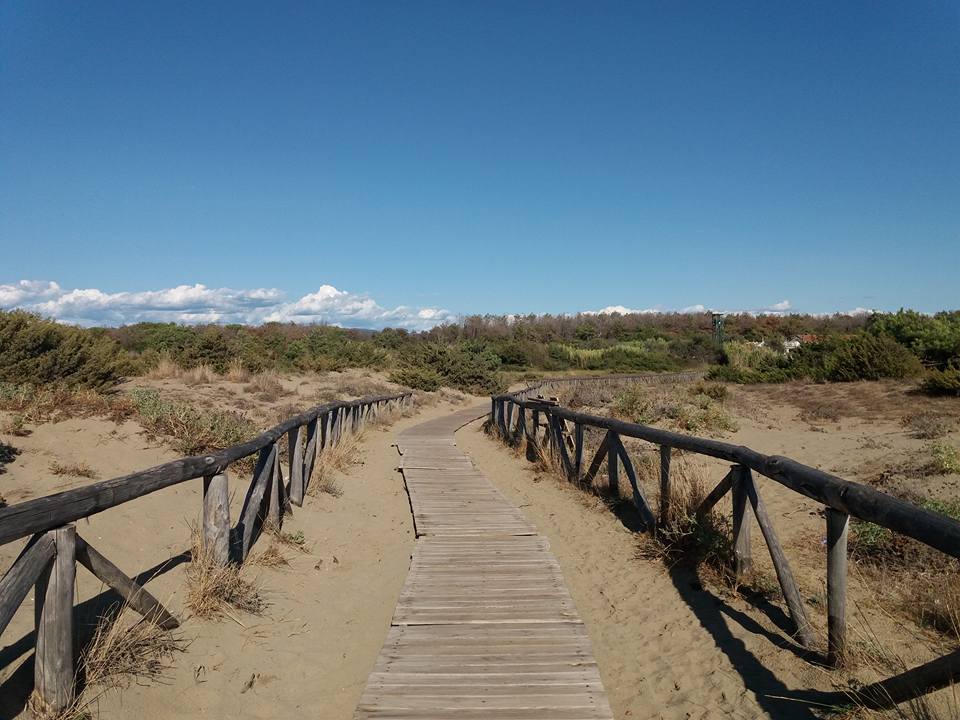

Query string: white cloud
0 280 456 330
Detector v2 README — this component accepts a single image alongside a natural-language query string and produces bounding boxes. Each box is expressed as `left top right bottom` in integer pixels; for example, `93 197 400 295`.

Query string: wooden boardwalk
355 408 615 719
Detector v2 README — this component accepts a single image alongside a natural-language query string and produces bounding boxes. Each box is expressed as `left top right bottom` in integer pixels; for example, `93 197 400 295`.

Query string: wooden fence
0 391 411 713
490 375 960 708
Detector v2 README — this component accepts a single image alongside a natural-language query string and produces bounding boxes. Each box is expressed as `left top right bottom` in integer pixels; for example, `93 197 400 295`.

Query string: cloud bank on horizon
0 280 458 330
0 280 873 329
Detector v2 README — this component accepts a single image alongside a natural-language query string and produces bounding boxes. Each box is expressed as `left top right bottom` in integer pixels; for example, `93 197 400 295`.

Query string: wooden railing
0 391 411 713
490 376 960 708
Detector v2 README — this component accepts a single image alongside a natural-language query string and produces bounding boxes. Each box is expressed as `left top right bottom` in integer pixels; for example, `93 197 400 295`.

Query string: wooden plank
731 465 752 582
0 533 55 636
202 472 230 566
75 534 179 630
34 525 76 714
288 424 305 506
826 508 849 667
236 444 275 561
357 409 613 719
659 444 671 526
742 470 816 648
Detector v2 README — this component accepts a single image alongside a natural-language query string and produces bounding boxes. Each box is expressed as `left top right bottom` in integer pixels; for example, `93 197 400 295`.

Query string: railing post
827 508 849 667
731 465 753 582
288 424 305 507
203 472 230 566
607 432 619 498
34 524 76 714
659 445 671 527
573 423 584 481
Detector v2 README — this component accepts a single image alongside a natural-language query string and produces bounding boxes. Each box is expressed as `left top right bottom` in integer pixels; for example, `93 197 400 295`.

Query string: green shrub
810 334 922 382
929 441 960 475
130 389 257 458
613 385 737 435
388 366 443 392
921 363 960 397
400 343 504 395
0 311 133 390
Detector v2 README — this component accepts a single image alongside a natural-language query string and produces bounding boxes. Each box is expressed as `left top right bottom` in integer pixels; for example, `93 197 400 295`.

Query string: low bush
929 442 960 475
613 385 738 435
388 366 443 392
130 389 257 459
0 310 134 390
921 363 960 397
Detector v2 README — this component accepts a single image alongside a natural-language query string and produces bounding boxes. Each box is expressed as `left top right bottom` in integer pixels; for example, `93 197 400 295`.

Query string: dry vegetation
307 429 368 499
48 461 98 479
27 604 185 720
184 529 265 620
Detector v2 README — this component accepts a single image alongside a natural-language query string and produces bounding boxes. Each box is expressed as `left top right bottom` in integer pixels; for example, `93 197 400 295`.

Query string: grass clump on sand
851 499 960 636
184 530 264 620
27 602 185 720
130 389 257 458
613 383 738 436
928 442 960 475
307 430 367 499
49 461 98 479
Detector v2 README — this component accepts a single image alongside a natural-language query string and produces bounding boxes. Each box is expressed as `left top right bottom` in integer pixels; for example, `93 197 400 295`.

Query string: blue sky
1 2 957 328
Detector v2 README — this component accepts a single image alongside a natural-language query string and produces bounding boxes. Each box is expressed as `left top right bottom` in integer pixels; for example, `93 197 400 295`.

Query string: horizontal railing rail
489 375 960 709
0 390 412 714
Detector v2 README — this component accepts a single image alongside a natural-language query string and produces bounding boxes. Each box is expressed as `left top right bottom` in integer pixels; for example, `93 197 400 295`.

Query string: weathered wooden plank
742 470 816 648
358 410 613 720
731 465 752 582
236 444 276 561
202 472 230 566
34 525 76 714
288 424 305 506
0 533 55 636
75 534 179 630
826 508 849 667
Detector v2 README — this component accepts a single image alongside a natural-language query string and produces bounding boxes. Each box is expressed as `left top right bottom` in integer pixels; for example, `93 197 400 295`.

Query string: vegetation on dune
1 307 959 395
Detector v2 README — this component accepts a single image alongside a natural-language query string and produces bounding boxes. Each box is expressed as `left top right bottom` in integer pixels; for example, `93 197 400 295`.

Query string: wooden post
268 442 283 526
743 470 816 648
573 423 584 481
202 472 230 566
35 525 76 714
659 445 671 527
607 432 619 499
827 508 849 667
731 465 753 582
288 425 305 507
303 417 319 494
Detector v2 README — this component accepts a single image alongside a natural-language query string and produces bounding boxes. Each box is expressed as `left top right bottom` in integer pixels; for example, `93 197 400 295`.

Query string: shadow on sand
0 549 190 720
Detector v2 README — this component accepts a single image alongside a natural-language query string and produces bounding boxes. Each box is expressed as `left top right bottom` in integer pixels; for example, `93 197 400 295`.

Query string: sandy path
455 418 831 720
0 400 468 719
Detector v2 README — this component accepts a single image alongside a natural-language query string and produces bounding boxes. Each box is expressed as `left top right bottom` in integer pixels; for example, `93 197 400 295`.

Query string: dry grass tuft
901 412 954 440
27 602 185 720
254 544 290 568
0 384 136 426
307 430 365 499
0 414 30 436
146 353 182 380
49 461 98 479
264 522 309 552
185 529 264 619
245 372 284 401
181 364 217 386
225 358 252 383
